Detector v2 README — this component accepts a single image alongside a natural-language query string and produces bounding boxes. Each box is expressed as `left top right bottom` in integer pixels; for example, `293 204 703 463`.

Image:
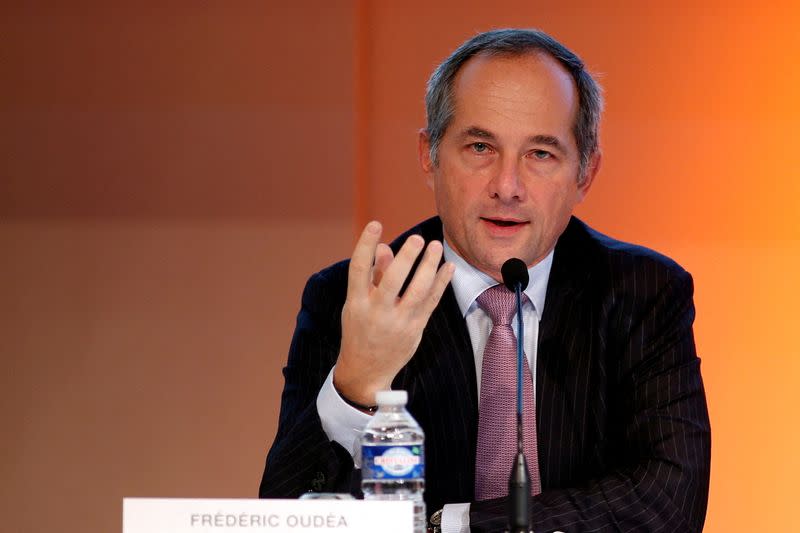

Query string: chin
476 257 509 280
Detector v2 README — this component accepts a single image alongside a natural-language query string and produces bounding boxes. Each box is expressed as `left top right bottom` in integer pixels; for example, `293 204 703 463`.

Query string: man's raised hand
333 221 454 408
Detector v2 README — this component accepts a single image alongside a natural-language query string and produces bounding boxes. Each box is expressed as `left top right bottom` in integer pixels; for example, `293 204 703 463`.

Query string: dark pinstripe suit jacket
259 216 711 532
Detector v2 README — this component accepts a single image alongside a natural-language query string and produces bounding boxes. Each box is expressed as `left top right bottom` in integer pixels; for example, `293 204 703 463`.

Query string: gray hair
425 28 603 183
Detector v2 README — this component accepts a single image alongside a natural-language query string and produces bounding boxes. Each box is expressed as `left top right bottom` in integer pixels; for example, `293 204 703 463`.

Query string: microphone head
501 258 529 292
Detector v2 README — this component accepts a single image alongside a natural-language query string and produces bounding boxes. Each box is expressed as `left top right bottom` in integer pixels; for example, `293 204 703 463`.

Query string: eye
470 142 491 154
531 149 552 160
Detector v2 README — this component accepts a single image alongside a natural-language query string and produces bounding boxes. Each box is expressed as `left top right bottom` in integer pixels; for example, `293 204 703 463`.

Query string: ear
576 150 601 202
418 129 435 189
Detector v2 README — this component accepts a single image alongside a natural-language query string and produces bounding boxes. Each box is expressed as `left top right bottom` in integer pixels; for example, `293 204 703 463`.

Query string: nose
487 156 525 203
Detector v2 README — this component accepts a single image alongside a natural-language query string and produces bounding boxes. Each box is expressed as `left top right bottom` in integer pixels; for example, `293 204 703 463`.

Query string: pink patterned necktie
474 284 542 500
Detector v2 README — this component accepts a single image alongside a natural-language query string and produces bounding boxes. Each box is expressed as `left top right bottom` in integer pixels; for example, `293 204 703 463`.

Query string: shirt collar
443 239 553 321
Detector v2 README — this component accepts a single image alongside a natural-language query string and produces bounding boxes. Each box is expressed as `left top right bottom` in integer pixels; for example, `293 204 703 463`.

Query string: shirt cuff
316 366 371 468
441 503 470 533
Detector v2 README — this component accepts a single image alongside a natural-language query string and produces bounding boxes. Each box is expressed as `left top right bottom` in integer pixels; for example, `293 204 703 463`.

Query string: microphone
501 258 531 533
501 258 529 293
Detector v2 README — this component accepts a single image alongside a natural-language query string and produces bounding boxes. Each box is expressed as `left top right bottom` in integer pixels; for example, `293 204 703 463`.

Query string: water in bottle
361 390 425 533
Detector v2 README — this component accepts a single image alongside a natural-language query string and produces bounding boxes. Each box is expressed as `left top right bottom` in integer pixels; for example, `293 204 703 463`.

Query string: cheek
530 184 577 218
432 176 459 218
523 158 560 178
435 171 472 206
433 161 490 219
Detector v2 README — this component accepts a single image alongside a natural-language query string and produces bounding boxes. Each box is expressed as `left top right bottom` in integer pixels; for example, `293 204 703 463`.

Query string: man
260 29 711 532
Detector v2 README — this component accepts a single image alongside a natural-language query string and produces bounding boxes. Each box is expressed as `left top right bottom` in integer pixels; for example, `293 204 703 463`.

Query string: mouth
480 217 529 228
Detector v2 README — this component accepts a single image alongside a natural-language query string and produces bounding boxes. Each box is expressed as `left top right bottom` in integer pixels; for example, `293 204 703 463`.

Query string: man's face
420 52 599 281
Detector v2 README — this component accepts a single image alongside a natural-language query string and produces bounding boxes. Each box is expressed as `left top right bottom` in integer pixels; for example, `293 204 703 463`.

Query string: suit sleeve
258 267 360 498
470 268 711 532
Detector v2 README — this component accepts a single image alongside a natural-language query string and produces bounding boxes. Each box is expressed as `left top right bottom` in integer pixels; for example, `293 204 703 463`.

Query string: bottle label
362 445 424 479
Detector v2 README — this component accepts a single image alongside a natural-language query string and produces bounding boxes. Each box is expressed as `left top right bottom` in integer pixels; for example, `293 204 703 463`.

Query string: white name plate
122 498 413 533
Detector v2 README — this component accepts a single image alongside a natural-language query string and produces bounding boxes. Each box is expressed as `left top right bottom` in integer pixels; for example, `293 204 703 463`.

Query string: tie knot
476 284 528 325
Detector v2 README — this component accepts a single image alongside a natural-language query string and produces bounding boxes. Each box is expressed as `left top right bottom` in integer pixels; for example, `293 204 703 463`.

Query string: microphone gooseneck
500 258 532 533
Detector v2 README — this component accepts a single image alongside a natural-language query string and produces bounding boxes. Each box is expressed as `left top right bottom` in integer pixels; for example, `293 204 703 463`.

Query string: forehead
449 51 579 140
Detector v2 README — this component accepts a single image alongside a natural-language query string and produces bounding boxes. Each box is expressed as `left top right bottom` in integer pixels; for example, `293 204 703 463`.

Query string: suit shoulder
300 258 350 312
555 218 693 304
577 219 690 281
308 257 350 286
388 216 444 251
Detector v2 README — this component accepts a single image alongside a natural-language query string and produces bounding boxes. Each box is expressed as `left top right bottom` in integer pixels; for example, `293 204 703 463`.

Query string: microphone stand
507 281 531 533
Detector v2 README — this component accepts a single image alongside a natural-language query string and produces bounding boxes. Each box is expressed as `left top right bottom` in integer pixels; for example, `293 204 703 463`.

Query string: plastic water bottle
361 390 425 533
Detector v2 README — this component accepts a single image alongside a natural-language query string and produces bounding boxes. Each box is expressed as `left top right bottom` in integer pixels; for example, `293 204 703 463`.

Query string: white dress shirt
317 240 554 532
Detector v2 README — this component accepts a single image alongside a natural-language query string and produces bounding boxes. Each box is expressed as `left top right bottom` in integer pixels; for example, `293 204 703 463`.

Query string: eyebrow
460 127 567 154
462 127 497 141
529 134 566 154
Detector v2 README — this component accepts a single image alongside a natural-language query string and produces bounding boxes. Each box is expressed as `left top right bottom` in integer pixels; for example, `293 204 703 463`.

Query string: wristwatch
427 508 442 533
426 509 540 533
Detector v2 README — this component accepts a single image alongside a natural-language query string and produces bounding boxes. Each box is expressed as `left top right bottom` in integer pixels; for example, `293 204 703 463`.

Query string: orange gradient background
2 2 798 532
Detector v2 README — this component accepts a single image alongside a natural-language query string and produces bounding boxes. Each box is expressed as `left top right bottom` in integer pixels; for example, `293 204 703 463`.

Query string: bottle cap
375 390 407 406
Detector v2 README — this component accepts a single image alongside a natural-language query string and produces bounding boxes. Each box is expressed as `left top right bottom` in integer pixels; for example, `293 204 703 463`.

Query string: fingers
400 240 444 304
402 240 455 313
375 234 426 299
347 221 382 299
349 222 453 312
420 260 455 317
372 243 393 287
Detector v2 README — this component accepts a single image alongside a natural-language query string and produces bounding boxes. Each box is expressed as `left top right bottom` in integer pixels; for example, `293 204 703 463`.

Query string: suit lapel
536 217 602 487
